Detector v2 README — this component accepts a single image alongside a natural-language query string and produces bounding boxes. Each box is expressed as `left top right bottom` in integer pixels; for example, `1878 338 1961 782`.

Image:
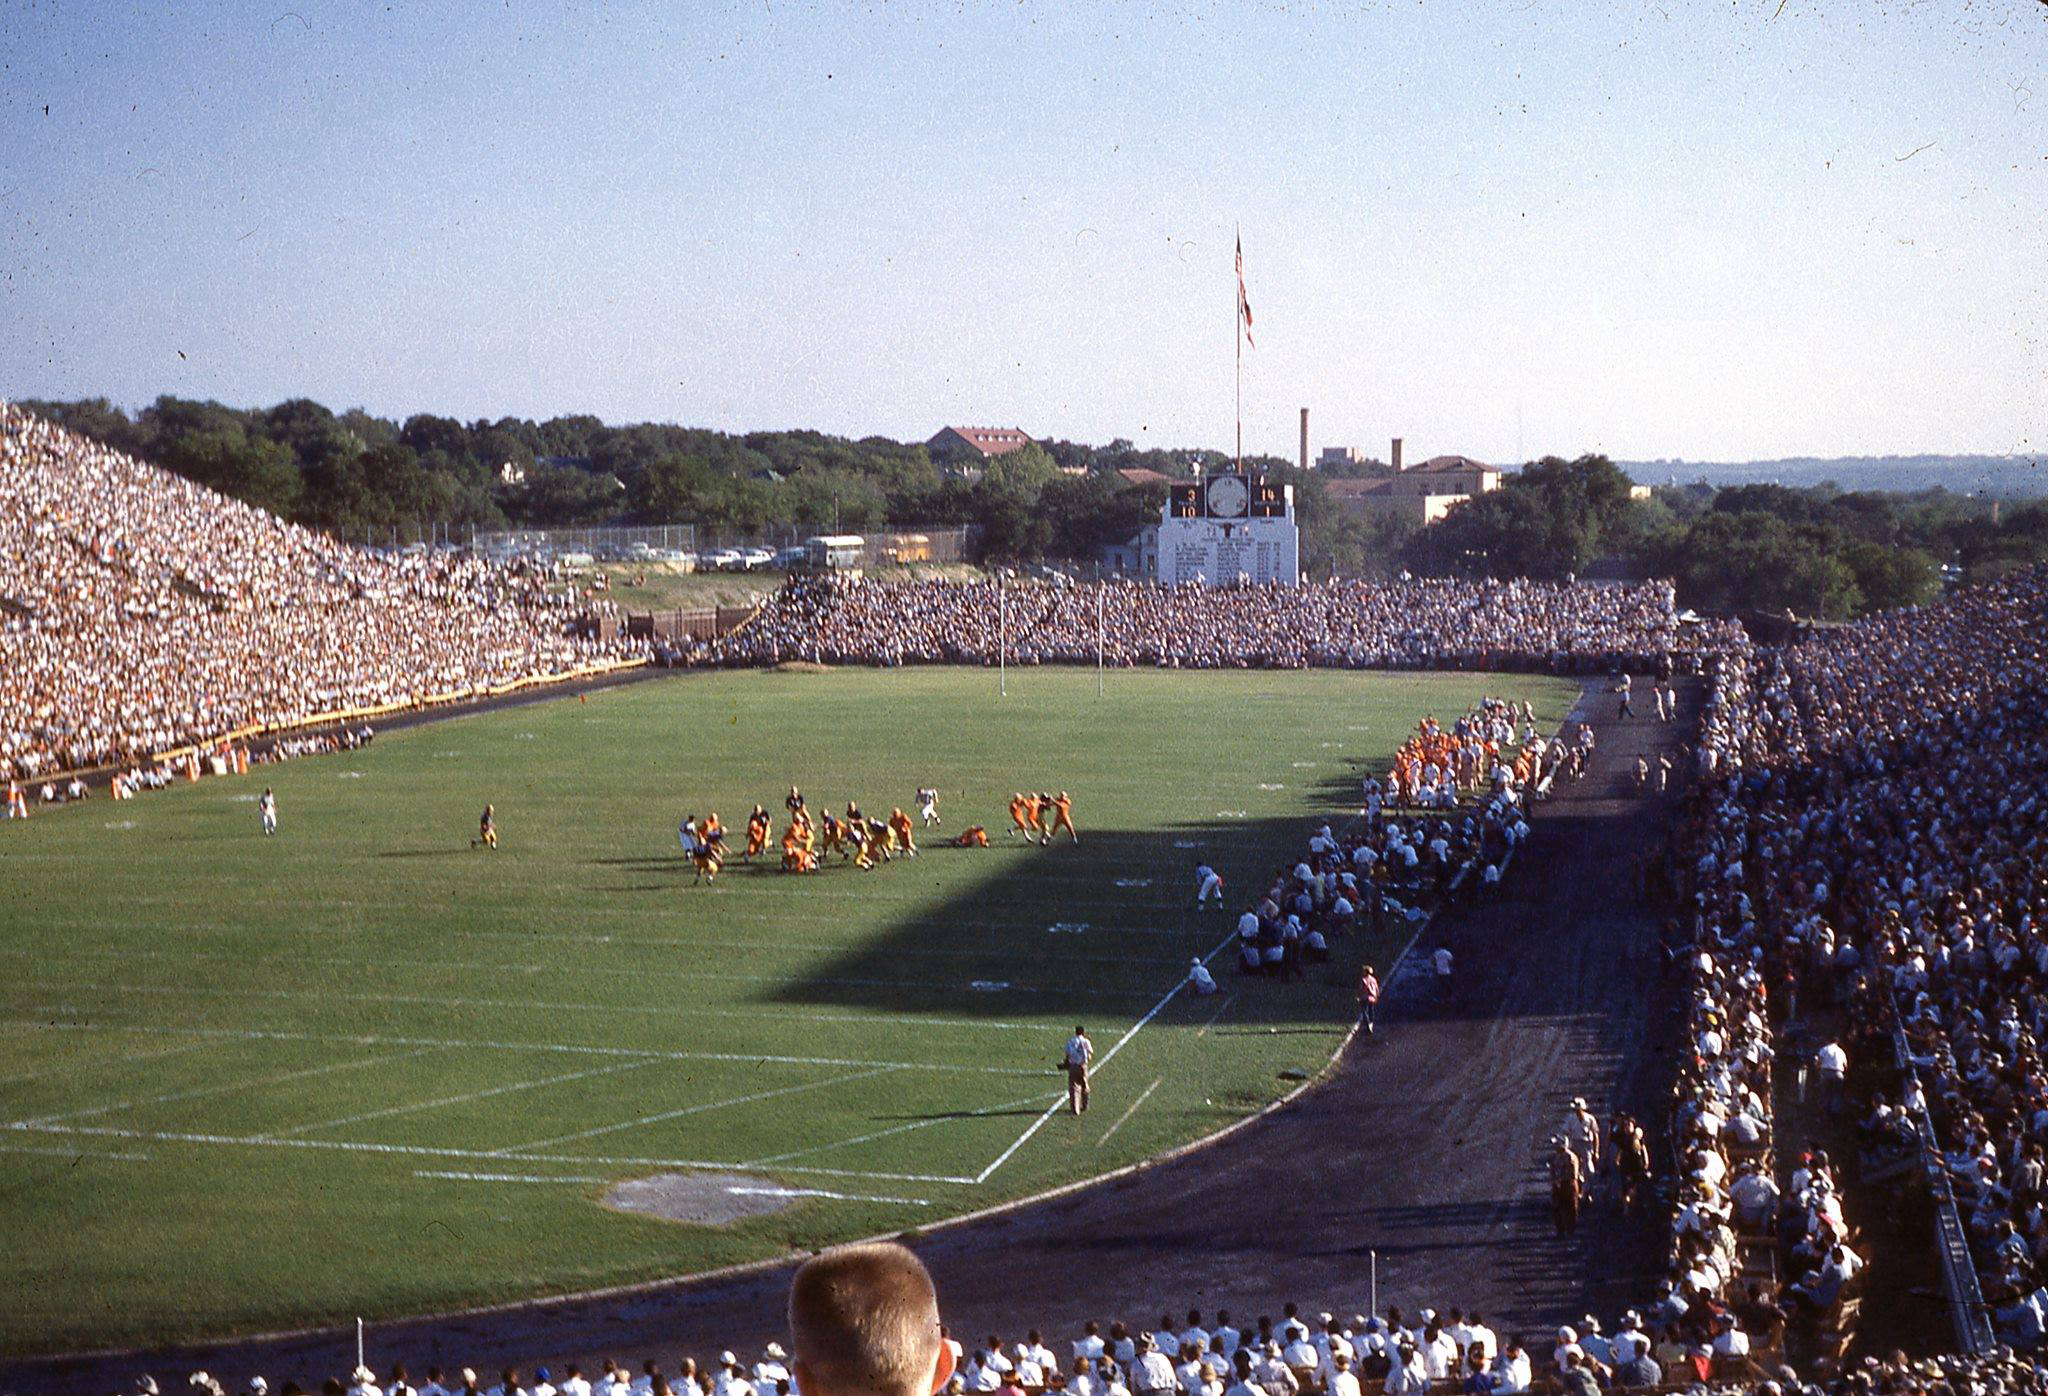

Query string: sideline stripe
416 1170 606 1185
0 1142 150 1162
19 1047 438 1128
492 1066 899 1157
727 1184 930 1207
0 943 1195 986
0 1119 981 1185
0 1018 1042 1077
266 1054 665 1139
1096 1077 1161 1147
974 929 1236 1184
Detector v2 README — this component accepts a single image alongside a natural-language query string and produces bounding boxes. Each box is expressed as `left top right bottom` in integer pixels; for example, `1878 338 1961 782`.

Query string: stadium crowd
0 404 638 783
697 576 1735 674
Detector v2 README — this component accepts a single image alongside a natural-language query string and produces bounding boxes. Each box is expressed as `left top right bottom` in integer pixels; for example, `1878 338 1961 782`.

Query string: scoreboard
1157 473 1299 585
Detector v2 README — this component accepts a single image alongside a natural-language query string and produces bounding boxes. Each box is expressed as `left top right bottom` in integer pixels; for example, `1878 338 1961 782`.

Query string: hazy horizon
4 2 2042 466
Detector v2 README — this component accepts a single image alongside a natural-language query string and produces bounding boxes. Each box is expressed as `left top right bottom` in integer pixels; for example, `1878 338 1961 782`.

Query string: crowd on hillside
0 404 638 782
697 576 1737 674
1655 565 2048 1352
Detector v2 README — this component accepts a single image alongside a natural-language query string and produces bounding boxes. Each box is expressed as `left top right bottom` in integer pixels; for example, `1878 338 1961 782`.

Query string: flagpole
1235 226 1243 472
998 572 1007 699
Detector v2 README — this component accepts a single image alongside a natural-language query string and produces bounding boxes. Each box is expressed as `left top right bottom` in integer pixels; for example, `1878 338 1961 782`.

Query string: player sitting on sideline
952 824 990 847
472 803 497 850
917 786 941 826
788 1243 954 1396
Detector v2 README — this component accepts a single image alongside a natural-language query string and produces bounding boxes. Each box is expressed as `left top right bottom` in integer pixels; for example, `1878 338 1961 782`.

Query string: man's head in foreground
790 1243 954 1396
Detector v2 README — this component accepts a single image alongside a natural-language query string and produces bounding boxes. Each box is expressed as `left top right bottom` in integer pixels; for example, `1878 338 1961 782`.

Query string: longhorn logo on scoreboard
1160 474 1300 586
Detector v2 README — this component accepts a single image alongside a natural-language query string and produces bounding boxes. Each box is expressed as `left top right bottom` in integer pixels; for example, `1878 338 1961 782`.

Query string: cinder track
5 677 1692 1394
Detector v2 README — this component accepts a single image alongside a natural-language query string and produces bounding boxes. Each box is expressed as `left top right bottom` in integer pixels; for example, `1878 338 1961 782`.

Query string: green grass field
0 666 1578 1355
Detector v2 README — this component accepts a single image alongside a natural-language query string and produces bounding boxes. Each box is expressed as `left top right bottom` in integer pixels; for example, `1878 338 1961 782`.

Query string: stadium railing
1887 1006 1997 1356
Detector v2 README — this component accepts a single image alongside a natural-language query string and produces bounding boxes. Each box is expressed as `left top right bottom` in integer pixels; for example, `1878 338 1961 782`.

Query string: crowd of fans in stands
1674 567 2048 1349
0 404 636 782
697 576 1737 674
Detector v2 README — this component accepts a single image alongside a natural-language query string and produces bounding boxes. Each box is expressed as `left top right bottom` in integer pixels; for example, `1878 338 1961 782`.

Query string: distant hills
1617 454 2047 498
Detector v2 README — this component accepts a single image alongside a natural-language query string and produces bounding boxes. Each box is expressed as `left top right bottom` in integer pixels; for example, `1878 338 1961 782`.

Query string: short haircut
790 1242 943 1396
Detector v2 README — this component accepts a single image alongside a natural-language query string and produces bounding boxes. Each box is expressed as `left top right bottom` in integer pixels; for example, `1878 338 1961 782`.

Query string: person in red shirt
1355 965 1381 1036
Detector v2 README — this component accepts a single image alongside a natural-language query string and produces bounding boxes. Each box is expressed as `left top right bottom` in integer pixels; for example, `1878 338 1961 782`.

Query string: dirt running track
7 677 1692 1395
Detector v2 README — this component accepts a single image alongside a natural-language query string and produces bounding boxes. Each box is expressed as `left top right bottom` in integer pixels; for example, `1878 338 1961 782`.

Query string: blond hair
789 1242 943 1396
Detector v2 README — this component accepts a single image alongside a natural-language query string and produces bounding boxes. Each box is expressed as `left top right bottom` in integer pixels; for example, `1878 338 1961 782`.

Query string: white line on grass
1095 1077 1161 1147
0 1119 980 1184
0 1019 1051 1069
0 1142 150 1162
727 1184 930 1207
0 1036 220 1091
741 1088 1061 1168
264 1054 666 1139
415 1170 607 1185
1194 992 1238 1038
973 929 1237 1184
19 1046 440 1128
0 945 1177 996
490 1065 901 1157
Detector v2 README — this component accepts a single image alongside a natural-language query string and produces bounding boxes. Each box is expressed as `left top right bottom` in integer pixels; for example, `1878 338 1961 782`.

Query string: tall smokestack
1300 408 1309 472
1391 437 1404 473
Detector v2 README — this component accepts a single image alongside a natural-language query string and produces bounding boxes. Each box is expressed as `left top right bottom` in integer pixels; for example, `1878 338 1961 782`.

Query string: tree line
22 395 2044 619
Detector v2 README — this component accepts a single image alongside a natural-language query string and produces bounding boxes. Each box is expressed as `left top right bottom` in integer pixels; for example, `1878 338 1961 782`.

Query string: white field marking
22 1046 439 1127
1257 784 1284 791
0 1036 220 1091
1096 1077 1162 1147
416 1169 605 1184
1193 992 1239 1039
0 954 1159 1001
337 771 365 779
741 1088 1060 1167
1 1120 981 1184
974 928 1237 1184
0 1017 1043 1078
727 1184 930 1207
266 1054 664 1139
0 1142 150 1162
103 820 136 830
490 1066 900 1157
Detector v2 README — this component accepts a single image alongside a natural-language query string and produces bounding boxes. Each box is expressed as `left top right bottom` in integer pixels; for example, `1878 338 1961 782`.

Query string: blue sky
2 1 2042 463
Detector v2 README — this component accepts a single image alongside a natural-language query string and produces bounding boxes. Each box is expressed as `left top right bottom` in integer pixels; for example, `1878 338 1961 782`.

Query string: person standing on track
1061 1024 1093 1115
1355 964 1381 1036
1549 1137 1583 1236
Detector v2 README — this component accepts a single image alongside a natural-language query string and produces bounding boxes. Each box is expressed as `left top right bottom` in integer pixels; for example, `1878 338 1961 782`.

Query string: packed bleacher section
0 403 640 783
1658 566 2048 1355
698 576 1738 673
140 1302 2048 1396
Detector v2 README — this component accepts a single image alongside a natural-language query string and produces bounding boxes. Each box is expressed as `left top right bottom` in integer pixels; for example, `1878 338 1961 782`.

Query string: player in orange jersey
952 824 990 848
1047 791 1078 845
1009 793 1035 840
742 805 771 860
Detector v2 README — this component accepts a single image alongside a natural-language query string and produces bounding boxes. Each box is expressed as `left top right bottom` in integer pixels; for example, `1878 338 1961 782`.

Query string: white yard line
415 1170 607 1185
1194 992 1239 1038
1096 1077 1162 1147
490 1065 901 1157
0 1141 151 1162
0 1036 220 1091
974 929 1236 1184
20 1046 439 1127
0 1119 979 1184
0 1013 1044 1077
742 1088 1061 1167
0 944 1179 994
726 1184 930 1207
266 1054 665 1139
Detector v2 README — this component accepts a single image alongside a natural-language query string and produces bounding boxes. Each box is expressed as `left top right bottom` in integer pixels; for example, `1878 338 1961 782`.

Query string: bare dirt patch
771 660 834 674
603 1172 796 1226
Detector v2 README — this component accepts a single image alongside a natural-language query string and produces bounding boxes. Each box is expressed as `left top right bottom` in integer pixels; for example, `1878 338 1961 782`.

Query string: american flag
1236 235 1255 349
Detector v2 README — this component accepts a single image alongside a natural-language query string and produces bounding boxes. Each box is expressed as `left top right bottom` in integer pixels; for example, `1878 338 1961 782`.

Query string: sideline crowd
697 576 1737 674
0 404 637 783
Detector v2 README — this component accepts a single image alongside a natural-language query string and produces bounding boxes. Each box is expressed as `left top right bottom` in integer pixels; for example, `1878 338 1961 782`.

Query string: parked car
702 547 744 570
738 547 775 570
772 545 809 571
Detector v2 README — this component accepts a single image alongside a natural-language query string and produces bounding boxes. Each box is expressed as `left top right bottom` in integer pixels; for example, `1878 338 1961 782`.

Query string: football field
0 665 1579 1355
